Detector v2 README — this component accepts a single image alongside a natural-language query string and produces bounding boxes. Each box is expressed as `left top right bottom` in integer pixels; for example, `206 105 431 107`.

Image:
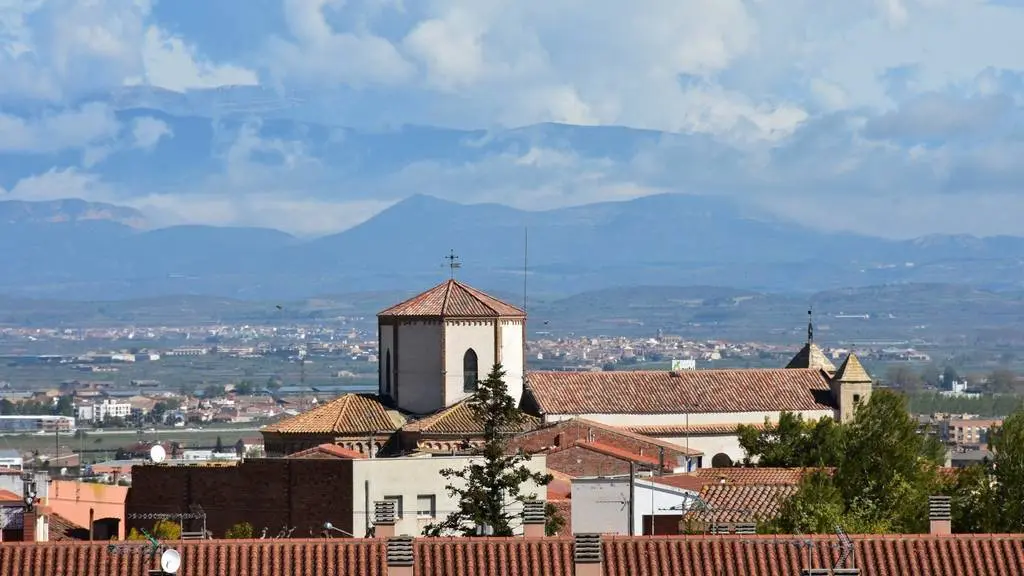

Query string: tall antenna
523 227 528 312
445 249 461 279
807 308 814 344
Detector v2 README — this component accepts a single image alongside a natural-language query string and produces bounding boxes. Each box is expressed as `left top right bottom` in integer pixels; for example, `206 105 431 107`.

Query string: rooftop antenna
445 249 461 280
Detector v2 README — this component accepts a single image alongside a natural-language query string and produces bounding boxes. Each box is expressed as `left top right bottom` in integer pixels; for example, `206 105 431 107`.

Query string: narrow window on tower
385 350 392 394
463 349 478 392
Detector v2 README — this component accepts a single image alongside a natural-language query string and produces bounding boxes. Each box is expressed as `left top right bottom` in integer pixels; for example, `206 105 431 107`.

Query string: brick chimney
522 500 546 538
22 509 36 542
929 495 952 535
573 533 602 576
374 500 397 539
386 535 414 576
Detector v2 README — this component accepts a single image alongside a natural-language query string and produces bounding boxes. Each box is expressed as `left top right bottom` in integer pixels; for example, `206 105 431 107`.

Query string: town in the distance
1 268 1021 575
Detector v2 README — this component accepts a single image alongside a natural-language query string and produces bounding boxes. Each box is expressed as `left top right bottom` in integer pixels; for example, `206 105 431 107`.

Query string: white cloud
129 26 259 92
0 103 120 153
130 116 173 150
0 167 111 202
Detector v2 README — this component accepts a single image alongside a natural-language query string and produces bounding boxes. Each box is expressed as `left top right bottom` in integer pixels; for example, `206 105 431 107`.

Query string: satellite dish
149 445 166 463
160 549 181 574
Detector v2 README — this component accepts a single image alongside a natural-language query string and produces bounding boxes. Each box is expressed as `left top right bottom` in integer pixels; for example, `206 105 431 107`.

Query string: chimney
522 500 546 538
573 533 602 576
374 500 397 538
929 495 952 535
658 447 665 475
22 509 36 542
385 535 414 576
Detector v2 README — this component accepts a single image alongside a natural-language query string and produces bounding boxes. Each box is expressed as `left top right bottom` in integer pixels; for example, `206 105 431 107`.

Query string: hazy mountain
5 194 1024 300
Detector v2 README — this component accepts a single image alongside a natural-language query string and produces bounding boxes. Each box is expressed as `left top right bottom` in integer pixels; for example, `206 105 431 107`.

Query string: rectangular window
417 495 436 519
384 495 404 519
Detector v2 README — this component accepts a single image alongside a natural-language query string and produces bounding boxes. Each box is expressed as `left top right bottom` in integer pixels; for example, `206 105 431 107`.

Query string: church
261 278 873 467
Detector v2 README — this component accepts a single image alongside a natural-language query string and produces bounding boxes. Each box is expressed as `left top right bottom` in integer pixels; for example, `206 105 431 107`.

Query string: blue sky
2 0 1024 237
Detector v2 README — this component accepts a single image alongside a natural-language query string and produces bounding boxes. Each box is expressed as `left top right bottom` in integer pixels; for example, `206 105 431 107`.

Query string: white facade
571 475 702 536
78 399 132 423
349 454 546 538
379 318 525 415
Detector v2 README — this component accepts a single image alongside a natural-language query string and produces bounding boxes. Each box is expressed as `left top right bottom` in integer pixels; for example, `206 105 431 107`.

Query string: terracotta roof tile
0 539 387 576
286 443 367 459
625 422 764 436
3 535 1024 576
786 342 836 371
47 513 88 542
684 484 799 524
403 399 541 435
567 441 664 467
834 352 872 383
646 474 707 492
416 537 573 575
689 467 819 486
526 368 836 415
510 417 702 458
378 280 525 318
261 393 405 435
0 489 21 503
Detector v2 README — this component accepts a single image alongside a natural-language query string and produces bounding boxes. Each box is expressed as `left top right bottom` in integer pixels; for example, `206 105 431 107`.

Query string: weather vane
445 249 461 279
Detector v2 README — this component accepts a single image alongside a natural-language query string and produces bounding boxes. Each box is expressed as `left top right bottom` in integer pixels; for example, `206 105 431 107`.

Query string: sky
2 0 1024 237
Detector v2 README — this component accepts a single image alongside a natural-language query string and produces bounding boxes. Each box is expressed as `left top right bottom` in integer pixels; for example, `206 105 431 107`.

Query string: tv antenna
149 445 166 464
444 249 461 279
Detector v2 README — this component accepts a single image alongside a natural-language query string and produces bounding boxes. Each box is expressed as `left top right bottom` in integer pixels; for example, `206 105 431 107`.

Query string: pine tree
423 363 556 537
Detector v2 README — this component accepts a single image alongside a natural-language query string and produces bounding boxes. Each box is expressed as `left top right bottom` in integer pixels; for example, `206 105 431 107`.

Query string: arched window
463 349 479 392
385 350 392 394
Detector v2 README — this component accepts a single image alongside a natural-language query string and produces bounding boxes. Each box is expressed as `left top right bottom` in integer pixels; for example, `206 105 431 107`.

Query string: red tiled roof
646 474 706 492
378 279 525 318
3 535 1024 575
690 467 819 486
625 422 765 436
403 399 541 435
568 441 663 467
261 393 405 435
47 513 88 542
416 537 573 575
510 417 703 457
0 489 21 503
685 483 799 524
526 368 836 415
286 443 367 459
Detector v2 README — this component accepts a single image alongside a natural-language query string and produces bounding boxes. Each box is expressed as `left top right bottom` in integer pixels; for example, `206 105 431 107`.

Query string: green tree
215 436 224 453
738 412 842 468
772 390 945 534
423 364 556 537
234 381 254 395
225 522 254 539
952 408 1024 533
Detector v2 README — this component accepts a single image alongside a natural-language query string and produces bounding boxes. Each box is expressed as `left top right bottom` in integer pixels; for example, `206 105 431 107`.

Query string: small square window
852 394 861 404
384 495 404 519
417 495 436 519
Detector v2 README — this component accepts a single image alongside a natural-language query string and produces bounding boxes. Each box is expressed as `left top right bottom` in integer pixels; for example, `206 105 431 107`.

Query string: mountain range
6 194 1024 301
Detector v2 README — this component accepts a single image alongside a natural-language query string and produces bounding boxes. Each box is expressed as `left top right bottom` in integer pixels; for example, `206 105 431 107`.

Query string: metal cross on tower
445 249 461 279
807 308 814 344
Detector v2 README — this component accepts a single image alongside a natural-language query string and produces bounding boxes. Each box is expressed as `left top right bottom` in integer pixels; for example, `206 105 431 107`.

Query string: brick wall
509 420 690 464
126 459 354 538
546 445 634 478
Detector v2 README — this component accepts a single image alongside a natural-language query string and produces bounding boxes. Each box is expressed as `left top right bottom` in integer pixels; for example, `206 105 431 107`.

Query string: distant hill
4 283 1024 348
6 194 1024 300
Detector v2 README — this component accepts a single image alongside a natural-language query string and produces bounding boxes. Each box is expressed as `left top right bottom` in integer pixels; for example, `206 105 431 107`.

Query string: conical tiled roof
402 399 540 435
261 393 406 435
785 342 836 372
378 279 525 318
833 353 872 383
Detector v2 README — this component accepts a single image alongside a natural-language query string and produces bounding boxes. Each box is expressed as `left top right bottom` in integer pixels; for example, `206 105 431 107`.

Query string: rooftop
2 534 1023 576
403 399 541 435
526 368 836 415
261 393 406 435
378 279 525 318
